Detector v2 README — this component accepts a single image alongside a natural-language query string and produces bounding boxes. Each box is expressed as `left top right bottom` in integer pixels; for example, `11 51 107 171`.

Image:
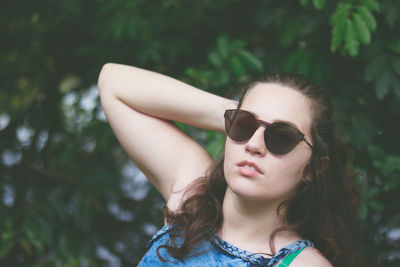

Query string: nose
245 126 267 156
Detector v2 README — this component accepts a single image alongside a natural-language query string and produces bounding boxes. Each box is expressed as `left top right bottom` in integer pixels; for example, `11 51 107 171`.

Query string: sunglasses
224 109 313 155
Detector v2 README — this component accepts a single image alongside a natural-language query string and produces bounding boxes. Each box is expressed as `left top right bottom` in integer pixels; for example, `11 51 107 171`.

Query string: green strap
278 247 306 267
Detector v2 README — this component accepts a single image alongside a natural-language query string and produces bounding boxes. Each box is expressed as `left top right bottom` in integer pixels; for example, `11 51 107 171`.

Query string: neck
220 187 298 254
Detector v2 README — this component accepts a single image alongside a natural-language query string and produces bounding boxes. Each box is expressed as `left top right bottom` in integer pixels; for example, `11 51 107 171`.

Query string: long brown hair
158 73 363 266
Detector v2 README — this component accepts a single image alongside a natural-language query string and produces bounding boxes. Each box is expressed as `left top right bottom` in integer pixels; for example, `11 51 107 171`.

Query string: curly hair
157 73 363 266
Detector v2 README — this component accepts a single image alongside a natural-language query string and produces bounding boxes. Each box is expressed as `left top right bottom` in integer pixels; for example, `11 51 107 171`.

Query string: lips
237 160 264 175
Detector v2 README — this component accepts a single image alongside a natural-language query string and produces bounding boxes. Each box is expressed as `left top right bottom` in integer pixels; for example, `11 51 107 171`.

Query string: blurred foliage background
0 0 399 266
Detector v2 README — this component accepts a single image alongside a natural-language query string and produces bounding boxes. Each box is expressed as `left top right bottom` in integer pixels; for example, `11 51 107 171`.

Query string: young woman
98 63 362 266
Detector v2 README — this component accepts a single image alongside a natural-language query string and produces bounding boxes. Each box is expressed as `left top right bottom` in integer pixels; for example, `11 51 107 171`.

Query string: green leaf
312 0 326 10
229 55 246 76
368 145 385 161
23 227 44 253
297 50 311 75
284 49 311 75
366 187 380 198
309 54 327 84
385 3 398 27
357 6 377 31
0 229 16 258
362 0 380 11
384 175 400 191
345 19 359 57
330 3 352 25
384 156 400 172
185 67 202 82
388 38 400 54
217 69 230 86
375 70 392 99
231 39 245 51
392 77 400 98
217 36 230 59
364 55 387 82
391 57 400 75
331 18 347 51
370 200 384 212
300 0 310 6
237 51 263 72
358 201 368 220
0 239 15 258
280 19 303 47
353 13 371 45
349 114 376 149
208 52 223 68
284 50 304 72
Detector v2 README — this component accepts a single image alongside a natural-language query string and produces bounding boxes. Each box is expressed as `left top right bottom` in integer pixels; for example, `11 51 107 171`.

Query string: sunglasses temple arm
303 138 314 150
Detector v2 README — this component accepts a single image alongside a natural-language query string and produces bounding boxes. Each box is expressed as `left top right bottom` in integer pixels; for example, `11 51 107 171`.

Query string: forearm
98 63 237 132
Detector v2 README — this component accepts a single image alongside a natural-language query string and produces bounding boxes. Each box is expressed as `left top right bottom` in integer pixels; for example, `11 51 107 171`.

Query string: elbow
97 63 117 93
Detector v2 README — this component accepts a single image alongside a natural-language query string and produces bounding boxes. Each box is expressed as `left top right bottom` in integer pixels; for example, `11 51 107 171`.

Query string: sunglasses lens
265 123 299 155
225 110 304 155
225 110 257 142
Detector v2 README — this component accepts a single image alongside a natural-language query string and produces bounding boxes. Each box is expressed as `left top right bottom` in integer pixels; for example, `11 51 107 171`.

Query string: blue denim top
138 225 314 266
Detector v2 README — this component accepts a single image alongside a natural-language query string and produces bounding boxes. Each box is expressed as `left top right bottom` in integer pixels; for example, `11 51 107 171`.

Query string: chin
227 177 285 203
228 179 267 201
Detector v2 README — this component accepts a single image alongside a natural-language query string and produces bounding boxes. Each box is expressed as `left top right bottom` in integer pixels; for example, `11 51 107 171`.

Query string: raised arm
98 63 237 210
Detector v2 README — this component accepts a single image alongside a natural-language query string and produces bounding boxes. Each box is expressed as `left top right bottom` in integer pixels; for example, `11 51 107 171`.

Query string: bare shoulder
290 246 333 267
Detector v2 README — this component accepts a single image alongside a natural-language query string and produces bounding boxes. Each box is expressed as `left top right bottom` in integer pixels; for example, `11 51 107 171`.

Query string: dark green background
1 0 399 266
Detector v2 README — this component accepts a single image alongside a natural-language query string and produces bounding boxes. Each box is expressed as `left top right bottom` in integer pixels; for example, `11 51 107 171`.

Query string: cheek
223 139 237 160
273 153 310 183
223 139 242 178
223 140 234 172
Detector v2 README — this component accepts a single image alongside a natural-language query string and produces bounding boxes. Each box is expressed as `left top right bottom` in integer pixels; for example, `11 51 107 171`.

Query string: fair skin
98 63 332 266
221 84 313 252
221 84 331 266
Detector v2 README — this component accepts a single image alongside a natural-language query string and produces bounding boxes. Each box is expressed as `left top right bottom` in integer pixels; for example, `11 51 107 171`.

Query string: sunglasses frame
224 109 314 155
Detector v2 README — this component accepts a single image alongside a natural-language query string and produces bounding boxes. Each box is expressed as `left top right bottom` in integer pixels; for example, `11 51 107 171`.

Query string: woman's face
223 83 314 203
